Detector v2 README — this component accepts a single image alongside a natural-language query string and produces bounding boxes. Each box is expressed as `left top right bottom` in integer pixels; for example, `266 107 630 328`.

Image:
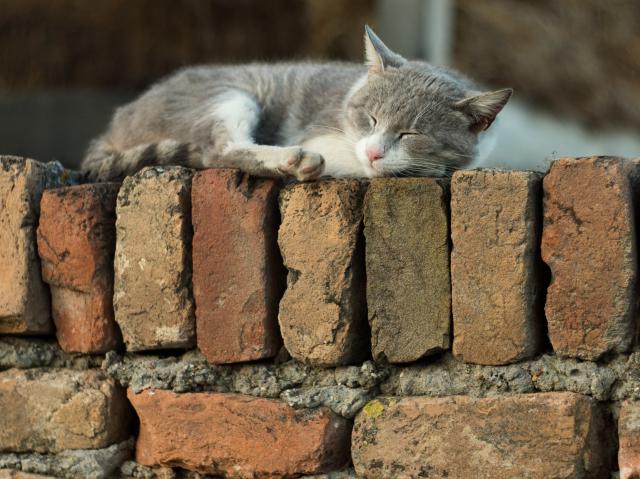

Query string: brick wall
1 155 640 478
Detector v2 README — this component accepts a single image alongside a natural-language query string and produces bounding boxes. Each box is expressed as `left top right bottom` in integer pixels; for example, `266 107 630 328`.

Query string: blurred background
1 0 639 170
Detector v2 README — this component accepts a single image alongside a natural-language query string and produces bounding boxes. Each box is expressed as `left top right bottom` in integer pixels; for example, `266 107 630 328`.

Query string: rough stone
119 461 177 479
619 400 640 479
0 157 59 334
37 184 121 353
381 352 618 401
104 351 387 418
280 385 377 419
0 471 54 478
363 178 450 363
0 337 102 371
278 180 368 366
352 392 613 479
451 169 543 365
0 439 133 479
542 157 638 360
114 166 195 351
129 389 351 477
191 169 284 364
0 368 131 453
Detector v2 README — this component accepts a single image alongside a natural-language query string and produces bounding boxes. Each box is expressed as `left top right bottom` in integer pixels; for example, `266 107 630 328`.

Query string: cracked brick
37 184 122 353
542 157 639 360
278 180 368 366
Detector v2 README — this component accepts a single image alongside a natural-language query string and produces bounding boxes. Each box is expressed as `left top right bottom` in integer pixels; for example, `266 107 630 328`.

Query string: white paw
278 148 325 181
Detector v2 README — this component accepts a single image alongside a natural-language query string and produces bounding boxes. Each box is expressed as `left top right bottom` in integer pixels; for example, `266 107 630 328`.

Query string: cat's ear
454 88 513 133
364 25 406 75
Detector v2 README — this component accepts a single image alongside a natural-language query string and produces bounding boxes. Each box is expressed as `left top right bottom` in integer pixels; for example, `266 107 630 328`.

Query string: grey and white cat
82 26 511 182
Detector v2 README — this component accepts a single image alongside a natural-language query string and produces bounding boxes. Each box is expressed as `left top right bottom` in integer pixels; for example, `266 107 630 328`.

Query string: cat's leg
205 90 324 181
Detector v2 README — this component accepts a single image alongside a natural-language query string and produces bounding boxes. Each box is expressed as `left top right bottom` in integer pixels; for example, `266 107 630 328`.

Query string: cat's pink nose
366 146 384 163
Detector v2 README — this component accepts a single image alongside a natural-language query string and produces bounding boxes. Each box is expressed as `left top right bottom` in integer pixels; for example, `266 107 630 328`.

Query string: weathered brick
114 167 194 351
0 368 131 453
37 184 121 353
619 400 640 479
192 169 284 364
0 157 51 334
352 392 612 479
542 157 638 360
278 180 368 366
128 389 351 478
364 178 450 363
451 169 543 365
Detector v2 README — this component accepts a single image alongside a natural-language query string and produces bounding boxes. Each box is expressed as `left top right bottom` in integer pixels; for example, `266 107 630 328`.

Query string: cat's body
82 27 511 181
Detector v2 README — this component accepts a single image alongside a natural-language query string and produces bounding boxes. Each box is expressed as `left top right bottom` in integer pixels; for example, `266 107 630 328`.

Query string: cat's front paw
279 148 325 181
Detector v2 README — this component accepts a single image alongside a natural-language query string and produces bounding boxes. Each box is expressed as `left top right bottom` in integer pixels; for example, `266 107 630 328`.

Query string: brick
37 184 121 353
619 400 640 479
192 169 284 364
278 180 368 366
451 169 543 365
0 157 51 334
363 178 450 363
0 368 131 453
542 157 638 360
128 389 351 478
352 392 612 479
113 167 194 351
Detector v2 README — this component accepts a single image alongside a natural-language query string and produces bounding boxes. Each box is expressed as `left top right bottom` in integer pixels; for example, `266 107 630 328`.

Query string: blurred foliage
0 0 373 91
454 0 640 129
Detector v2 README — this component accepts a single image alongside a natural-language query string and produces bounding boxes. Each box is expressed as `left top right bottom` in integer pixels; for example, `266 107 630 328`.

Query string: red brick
128 389 351 478
191 169 283 364
451 170 543 365
278 180 368 366
37 184 121 353
352 393 612 479
542 157 638 360
619 400 640 479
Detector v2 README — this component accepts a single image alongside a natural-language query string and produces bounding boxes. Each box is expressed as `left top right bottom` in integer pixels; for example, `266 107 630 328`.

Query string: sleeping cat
81 26 511 181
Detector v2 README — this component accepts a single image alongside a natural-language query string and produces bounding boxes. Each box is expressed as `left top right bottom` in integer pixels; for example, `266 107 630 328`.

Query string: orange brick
37 184 121 353
191 169 283 364
451 169 544 365
128 389 351 477
0 369 131 453
113 167 195 351
352 393 612 479
0 157 52 334
278 180 368 366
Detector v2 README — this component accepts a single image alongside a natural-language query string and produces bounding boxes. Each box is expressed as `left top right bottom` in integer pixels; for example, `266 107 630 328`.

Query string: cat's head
344 26 512 177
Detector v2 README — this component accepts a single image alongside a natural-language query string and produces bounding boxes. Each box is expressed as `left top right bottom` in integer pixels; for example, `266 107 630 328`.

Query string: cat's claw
279 148 325 181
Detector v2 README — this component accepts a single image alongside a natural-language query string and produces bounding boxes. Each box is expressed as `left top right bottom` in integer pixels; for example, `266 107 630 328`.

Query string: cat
81 26 512 182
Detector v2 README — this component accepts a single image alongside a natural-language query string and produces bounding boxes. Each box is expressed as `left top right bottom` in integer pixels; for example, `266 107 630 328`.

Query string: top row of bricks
0 156 637 366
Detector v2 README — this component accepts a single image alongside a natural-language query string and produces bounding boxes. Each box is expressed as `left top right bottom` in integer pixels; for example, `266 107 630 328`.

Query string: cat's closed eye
399 132 419 140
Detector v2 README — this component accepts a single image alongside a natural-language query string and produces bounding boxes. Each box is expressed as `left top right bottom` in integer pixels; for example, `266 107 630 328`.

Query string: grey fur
82 27 511 181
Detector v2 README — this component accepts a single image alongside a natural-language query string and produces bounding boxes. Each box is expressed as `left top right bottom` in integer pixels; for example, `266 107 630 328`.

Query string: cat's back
103 61 364 149
152 61 365 104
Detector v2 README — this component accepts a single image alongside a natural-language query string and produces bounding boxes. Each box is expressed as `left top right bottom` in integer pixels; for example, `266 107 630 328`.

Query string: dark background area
0 0 638 168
